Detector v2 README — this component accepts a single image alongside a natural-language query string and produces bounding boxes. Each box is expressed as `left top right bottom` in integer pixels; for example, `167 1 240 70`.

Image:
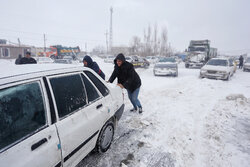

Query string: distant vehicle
243 57 250 72
200 57 235 80
145 56 158 64
54 59 72 64
125 56 133 63
131 56 150 68
154 57 178 77
37 57 54 64
38 45 80 59
104 56 115 63
185 40 217 68
0 65 124 167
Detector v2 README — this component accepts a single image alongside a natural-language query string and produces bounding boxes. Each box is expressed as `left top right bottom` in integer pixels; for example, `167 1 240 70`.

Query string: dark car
131 56 150 68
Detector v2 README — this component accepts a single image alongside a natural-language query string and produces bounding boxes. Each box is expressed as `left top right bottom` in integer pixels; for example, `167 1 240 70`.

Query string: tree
160 26 168 56
130 36 141 55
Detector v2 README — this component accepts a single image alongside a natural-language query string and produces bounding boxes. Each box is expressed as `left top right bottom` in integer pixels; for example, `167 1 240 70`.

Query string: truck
38 45 80 59
185 40 217 68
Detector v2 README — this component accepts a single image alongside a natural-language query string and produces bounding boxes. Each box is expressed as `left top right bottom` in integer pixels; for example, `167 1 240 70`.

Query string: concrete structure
0 44 31 59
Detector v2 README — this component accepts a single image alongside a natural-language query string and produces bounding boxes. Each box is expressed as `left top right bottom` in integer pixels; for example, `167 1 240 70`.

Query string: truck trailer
185 40 217 68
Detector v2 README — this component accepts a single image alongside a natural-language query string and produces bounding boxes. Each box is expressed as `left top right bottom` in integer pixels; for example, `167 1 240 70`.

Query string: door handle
96 104 103 109
31 138 48 151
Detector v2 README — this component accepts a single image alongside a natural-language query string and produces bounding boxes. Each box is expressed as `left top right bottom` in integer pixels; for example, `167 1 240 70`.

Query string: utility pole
43 34 46 52
17 38 21 47
105 30 109 54
85 43 87 53
109 7 113 53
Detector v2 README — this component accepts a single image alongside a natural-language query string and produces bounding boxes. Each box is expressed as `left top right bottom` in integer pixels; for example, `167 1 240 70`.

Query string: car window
81 74 100 103
0 82 46 151
84 71 109 97
50 74 87 118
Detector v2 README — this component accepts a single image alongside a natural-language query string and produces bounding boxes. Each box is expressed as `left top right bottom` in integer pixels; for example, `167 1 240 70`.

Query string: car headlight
200 69 207 73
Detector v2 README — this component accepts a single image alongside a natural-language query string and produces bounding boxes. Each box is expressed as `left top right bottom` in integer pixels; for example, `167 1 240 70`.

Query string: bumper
200 72 228 80
243 66 250 71
154 68 177 76
187 63 203 68
115 104 124 121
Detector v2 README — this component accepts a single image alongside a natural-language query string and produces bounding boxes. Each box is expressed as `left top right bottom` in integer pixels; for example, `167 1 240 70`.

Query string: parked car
200 57 235 80
125 56 133 63
54 58 72 64
243 57 250 72
145 56 158 64
153 57 178 77
37 57 54 64
131 56 150 68
104 56 115 63
0 64 124 167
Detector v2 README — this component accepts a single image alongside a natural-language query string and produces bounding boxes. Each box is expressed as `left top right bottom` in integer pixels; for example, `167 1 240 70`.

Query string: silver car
153 57 178 77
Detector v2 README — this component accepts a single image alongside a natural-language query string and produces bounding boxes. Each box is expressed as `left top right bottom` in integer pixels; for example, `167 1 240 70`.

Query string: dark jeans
127 87 142 109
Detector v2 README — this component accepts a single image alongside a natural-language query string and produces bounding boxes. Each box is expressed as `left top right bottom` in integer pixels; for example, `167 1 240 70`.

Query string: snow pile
204 94 250 167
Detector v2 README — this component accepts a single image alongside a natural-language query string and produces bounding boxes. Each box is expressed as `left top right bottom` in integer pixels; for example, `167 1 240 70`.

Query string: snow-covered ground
1 58 250 167
77 57 250 167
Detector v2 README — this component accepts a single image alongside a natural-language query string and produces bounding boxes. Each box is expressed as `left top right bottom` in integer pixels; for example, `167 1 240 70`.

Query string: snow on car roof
210 57 231 61
0 63 84 80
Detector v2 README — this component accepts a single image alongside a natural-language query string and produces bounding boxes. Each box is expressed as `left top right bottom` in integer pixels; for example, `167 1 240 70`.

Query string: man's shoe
130 108 137 112
139 107 143 114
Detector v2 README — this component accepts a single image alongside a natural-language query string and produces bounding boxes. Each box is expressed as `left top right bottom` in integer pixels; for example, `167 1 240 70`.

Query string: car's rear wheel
96 120 114 153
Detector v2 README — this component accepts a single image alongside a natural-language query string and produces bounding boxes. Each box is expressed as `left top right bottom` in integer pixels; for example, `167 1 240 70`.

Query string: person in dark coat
83 55 105 80
19 51 37 64
239 55 244 69
15 54 22 64
108 53 143 113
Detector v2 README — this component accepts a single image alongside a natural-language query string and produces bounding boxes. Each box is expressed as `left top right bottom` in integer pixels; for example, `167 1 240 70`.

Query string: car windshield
246 58 250 63
126 57 131 60
207 59 228 66
159 57 176 63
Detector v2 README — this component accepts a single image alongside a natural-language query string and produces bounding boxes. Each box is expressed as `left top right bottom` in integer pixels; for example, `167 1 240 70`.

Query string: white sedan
200 58 235 80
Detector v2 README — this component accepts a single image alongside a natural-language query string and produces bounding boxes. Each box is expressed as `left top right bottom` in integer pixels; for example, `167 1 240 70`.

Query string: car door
0 80 61 167
48 73 107 167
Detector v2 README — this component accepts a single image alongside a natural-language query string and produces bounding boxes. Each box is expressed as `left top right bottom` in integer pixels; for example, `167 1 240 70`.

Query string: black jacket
19 57 37 64
15 57 22 64
83 55 105 80
109 54 141 92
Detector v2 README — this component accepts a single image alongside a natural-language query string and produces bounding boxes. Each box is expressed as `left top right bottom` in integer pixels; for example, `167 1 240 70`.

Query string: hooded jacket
83 56 105 80
108 53 141 92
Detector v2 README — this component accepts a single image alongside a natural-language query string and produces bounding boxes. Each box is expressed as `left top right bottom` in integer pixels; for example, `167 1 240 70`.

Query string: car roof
210 57 230 61
0 64 88 86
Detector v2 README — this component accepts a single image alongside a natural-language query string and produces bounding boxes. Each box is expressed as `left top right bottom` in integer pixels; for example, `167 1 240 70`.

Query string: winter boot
130 108 137 112
138 107 143 114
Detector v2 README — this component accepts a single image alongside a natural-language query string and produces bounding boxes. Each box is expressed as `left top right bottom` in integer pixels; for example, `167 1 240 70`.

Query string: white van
0 64 124 167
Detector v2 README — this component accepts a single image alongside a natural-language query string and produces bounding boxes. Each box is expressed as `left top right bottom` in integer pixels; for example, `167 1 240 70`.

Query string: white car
153 57 178 77
146 56 158 64
104 56 115 63
243 57 250 72
0 64 124 167
37 57 54 64
200 57 235 80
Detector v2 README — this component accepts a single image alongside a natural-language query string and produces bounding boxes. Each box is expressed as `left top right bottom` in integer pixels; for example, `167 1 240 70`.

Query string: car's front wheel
226 73 231 81
96 120 114 153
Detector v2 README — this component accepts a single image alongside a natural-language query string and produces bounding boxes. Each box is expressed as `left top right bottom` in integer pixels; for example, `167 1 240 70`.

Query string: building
0 44 32 59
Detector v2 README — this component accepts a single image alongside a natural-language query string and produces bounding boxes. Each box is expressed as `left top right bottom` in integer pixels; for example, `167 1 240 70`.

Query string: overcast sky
1 0 249 54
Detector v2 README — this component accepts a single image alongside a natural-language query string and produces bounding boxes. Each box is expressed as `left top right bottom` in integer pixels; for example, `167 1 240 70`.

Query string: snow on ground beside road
1 58 250 167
